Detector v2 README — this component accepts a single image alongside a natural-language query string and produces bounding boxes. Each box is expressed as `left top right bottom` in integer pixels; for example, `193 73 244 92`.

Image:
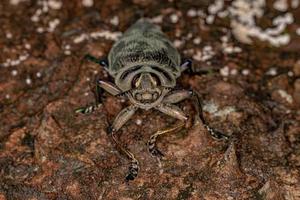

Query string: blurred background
0 0 299 199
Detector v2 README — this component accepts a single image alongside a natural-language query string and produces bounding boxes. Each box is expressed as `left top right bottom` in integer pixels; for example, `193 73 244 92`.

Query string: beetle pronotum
76 19 228 181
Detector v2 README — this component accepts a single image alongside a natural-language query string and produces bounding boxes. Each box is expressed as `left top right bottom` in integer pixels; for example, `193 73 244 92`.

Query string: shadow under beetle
76 19 229 181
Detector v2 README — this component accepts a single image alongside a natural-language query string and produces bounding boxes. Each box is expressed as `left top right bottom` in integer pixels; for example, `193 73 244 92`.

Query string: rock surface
0 1 299 200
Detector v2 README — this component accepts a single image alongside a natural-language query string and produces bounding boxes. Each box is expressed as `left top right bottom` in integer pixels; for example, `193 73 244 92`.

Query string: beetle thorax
127 72 168 110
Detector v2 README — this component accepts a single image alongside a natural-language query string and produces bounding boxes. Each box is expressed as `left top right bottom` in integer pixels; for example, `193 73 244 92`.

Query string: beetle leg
181 58 220 74
162 89 229 139
190 90 229 140
166 89 229 140
75 80 122 114
97 80 121 96
156 103 188 121
148 104 187 157
107 105 139 181
180 58 193 73
148 122 185 157
84 54 109 68
111 105 138 131
163 90 192 104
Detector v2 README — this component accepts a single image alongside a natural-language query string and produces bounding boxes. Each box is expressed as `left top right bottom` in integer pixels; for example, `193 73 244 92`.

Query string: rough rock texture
0 1 300 200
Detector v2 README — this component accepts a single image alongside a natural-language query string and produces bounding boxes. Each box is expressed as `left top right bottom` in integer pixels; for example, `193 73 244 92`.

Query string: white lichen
287 71 294 77
72 31 122 44
193 37 201 45
25 43 31 49
64 50 71 55
187 9 197 17
37 27 44 33
11 70 18 76
136 119 142 125
230 68 238 76
273 0 288 11
229 0 293 46
242 69 250 76
277 89 293 104
47 18 60 32
266 68 277 76
206 0 224 24
291 0 300 8
203 101 236 117
170 13 179 23
192 45 215 62
48 0 62 10
296 28 300 36
90 31 122 41
26 78 32 85
110 16 119 26
204 0 295 47
82 0 93 7
220 66 229 77
6 32 13 39
10 0 27 5
73 33 88 44
173 39 184 48
1 53 29 67
149 15 163 24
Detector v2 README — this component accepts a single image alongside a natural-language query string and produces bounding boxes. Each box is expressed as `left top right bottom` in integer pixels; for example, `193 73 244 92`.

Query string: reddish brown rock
0 1 299 200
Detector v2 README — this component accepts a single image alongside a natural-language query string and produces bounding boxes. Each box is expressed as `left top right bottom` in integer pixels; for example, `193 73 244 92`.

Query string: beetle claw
125 159 139 181
74 104 102 114
204 125 229 140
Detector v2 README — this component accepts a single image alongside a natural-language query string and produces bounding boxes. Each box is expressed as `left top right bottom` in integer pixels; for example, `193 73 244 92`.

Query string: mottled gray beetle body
107 19 182 110
108 19 181 90
76 19 228 181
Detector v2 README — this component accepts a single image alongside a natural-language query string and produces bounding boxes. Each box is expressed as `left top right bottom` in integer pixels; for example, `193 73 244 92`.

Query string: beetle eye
132 74 141 88
149 73 160 86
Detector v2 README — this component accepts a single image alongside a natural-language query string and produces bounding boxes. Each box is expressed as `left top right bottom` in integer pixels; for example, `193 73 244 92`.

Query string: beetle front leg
75 80 122 114
107 105 140 181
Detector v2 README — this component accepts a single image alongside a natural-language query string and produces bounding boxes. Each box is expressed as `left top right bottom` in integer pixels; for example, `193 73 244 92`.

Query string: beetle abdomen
108 19 181 80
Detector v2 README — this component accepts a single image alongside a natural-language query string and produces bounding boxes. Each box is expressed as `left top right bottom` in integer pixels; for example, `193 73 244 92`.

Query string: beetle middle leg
148 122 185 157
163 90 229 140
75 80 122 114
107 105 140 181
147 104 188 157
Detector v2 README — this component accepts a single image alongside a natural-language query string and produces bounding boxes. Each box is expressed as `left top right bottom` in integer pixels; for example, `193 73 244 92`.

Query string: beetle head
127 72 169 110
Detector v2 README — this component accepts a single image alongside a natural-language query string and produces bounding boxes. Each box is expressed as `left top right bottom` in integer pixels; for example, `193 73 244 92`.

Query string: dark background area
0 0 299 199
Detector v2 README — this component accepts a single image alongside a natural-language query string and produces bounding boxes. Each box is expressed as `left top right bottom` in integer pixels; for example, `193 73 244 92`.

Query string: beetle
76 19 228 181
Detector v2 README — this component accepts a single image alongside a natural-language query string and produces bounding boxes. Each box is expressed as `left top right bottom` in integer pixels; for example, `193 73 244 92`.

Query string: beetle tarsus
147 122 185 158
109 120 140 181
180 58 193 73
190 90 229 140
84 54 109 67
75 103 102 114
125 159 139 181
148 135 164 157
204 124 229 140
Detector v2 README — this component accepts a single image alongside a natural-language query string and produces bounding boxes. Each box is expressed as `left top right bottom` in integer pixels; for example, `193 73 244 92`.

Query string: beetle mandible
76 19 228 181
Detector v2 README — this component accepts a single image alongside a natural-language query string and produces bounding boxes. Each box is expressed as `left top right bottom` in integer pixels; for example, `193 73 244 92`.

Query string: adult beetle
76 19 228 181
